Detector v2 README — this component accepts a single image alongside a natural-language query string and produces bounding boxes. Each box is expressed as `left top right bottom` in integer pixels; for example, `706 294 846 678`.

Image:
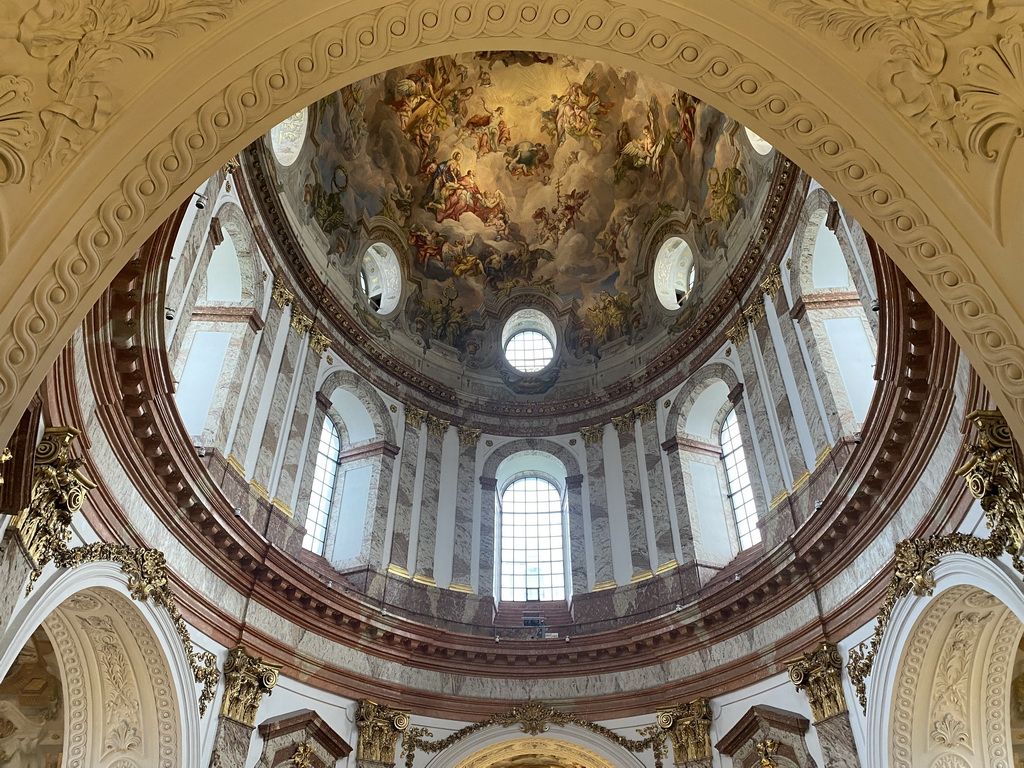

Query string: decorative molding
0 75 38 186
220 645 280 726
580 424 604 445
929 610 991 749
11 426 96 585
356 700 410 766
402 703 666 768
657 699 712 763
785 642 847 722
457 426 481 447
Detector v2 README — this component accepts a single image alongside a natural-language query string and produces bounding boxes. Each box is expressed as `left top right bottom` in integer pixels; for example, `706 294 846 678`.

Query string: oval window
502 309 557 373
270 109 308 167
361 242 402 315
653 237 696 310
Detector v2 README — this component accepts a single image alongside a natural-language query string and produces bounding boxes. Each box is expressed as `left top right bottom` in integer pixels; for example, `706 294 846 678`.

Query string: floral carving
0 75 38 185
16 0 238 188
930 610 992 743
776 0 1021 162
930 713 968 748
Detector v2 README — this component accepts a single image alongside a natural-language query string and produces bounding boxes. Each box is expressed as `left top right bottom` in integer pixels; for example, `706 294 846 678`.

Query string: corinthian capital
785 642 847 722
356 699 409 767
220 646 280 726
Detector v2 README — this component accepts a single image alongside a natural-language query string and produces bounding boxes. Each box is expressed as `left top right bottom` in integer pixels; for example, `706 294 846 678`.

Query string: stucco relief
928 610 992 750
1 0 1024 454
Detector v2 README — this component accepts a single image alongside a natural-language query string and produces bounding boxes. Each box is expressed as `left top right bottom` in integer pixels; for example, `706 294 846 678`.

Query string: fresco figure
543 76 613 149
504 141 552 177
672 91 700 150
423 150 463 210
705 165 747 226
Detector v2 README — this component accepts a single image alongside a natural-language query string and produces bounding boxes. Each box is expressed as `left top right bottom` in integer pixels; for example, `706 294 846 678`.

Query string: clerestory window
721 408 761 550
499 476 566 602
302 418 340 555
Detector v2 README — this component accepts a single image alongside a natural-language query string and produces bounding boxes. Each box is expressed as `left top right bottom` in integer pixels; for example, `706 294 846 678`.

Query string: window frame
496 472 569 603
720 407 761 550
302 417 342 556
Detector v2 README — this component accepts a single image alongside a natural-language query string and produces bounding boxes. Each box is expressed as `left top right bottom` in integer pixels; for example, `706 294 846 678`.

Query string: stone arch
212 200 266 311
868 554 1024 768
316 369 396 445
0 561 202 768
666 361 741 441
2 1 1024 456
425 728 644 768
482 439 581 480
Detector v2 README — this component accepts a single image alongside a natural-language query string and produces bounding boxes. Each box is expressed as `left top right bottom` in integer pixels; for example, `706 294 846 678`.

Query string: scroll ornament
356 699 410 765
220 646 281 726
657 699 712 763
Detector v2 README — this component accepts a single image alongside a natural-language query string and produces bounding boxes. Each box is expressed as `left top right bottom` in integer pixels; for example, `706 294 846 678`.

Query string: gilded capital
405 406 427 430
272 282 294 309
220 646 281 726
956 409 1024 570
310 327 332 356
760 262 782 298
11 427 96 582
356 699 409 766
657 699 712 764
611 413 635 435
633 401 657 425
786 642 847 722
458 426 482 446
426 415 450 440
291 309 314 336
725 318 748 347
579 424 604 445
742 299 766 326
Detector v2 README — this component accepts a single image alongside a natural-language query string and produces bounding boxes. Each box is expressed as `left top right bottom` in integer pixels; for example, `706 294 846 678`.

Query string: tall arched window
499 476 566 602
720 409 761 549
303 418 341 555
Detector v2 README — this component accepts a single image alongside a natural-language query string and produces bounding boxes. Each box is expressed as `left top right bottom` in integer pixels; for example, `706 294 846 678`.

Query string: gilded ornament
725 318 748 346
760 262 782 297
272 282 295 309
426 415 450 440
402 703 665 768
356 699 410 766
742 299 765 326
579 424 604 445
11 427 96 586
657 699 712 763
293 741 315 768
290 309 314 336
457 426 482 446
222 155 241 174
785 642 847 722
220 646 280 726
956 409 1024 569
405 406 427 429
633 401 657 425
310 327 332 356
755 738 778 767
611 413 635 435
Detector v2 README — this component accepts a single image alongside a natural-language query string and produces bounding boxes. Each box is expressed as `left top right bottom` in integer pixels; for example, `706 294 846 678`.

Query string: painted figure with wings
613 98 668 183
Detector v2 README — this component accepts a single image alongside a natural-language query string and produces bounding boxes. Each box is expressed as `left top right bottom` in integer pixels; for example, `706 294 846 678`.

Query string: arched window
499 476 566 602
720 409 760 549
303 418 341 555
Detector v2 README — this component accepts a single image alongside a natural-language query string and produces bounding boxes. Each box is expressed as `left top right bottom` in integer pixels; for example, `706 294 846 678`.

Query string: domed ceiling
263 51 791 423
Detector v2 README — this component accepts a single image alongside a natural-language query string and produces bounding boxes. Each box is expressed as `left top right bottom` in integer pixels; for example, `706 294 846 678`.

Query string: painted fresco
301 52 757 354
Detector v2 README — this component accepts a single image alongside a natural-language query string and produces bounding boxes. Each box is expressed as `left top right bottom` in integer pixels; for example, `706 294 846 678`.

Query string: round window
270 109 308 167
653 237 696 310
502 309 557 373
744 126 774 156
361 242 402 314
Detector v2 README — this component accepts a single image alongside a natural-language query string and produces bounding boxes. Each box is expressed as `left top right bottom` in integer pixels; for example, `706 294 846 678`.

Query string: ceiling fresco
268 50 779 402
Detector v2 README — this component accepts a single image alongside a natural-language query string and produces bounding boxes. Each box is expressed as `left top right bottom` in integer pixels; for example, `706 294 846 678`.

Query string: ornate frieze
426 415 450 440
579 424 604 445
657 699 712 764
786 642 847 722
220 646 280 726
956 409 1024 569
11 427 96 583
405 406 427 429
272 282 294 309
457 426 482 446
356 699 410 766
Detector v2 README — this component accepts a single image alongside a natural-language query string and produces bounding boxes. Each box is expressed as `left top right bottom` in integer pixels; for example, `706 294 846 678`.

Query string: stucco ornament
15 0 238 188
775 0 1019 162
356 699 410 766
0 75 38 185
785 642 848 722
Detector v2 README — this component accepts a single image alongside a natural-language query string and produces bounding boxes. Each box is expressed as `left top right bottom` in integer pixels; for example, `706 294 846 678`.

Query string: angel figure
613 98 667 183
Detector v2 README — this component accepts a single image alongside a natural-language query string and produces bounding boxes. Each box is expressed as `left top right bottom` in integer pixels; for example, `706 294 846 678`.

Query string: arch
0 561 202 768
212 200 266 310
316 369 396 445
2 3 1024 468
666 361 741 441
482 439 581 481
867 554 1024 768
424 727 645 768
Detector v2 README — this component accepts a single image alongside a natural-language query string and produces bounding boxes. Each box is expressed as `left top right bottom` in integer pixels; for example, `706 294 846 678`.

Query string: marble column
792 301 846 441
636 401 675 570
365 443 400 569
386 406 425 578
786 642 862 768
450 426 481 591
580 424 614 587
411 414 449 585
225 282 291 476
478 476 498 598
612 412 651 578
660 438 698 568
209 646 280 768
564 474 588 595
267 327 323 516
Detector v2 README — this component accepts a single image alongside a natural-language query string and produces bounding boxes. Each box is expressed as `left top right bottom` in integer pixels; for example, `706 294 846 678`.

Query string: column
411 414 449 585
659 699 713 768
636 401 675 570
363 443 400 568
355 700 409 768
660 438 699 568
267 328 326 515
564 474 588 595
450 426 481 591
580 424 614 588
209 646 280 768
612 412 651 579
387 406 424 577
478 476 498 597
225 281 291 477
786 642 862 768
